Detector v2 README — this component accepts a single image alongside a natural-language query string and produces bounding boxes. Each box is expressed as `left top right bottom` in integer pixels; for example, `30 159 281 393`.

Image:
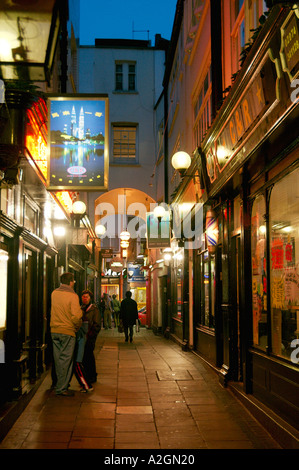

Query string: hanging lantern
206 209 218 254
120 240 129 248
120 230 130 241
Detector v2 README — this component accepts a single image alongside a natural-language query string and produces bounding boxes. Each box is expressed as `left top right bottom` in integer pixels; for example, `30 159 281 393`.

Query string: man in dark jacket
120 291 138 343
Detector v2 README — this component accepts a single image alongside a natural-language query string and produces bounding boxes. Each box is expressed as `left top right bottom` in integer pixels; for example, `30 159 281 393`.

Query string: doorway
231 235 243 382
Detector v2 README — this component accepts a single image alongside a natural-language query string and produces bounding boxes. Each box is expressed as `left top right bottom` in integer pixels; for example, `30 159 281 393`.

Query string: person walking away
120 291 138 343
98 295 105 328
112 294 121 328
50 272 82 396
81 289 101 384
73 312 93 393
103 293 112 329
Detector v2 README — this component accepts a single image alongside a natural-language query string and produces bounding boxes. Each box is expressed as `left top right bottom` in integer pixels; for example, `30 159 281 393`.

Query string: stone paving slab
0 327 282 450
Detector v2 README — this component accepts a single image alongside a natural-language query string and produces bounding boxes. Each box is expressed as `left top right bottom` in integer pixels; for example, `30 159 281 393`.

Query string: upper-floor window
23 195 39 234
247 0 268 35
112 124 138 163
193 66 212 146
115 62 136 92
231 0 245 75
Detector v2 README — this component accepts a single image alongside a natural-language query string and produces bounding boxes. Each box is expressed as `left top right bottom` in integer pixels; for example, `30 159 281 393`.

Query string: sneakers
80 387 94 393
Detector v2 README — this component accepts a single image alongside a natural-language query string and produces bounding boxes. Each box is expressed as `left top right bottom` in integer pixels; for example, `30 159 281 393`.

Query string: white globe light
120 230 130 241
72 201 86 215
153 205 166 219
54 226 66 237
171 151 191 171
95 224 106 236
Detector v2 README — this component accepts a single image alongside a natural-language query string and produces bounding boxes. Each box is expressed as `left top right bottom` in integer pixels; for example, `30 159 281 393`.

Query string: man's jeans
51 333 76 394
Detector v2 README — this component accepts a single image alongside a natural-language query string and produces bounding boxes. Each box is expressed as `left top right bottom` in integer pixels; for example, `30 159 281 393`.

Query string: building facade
66 14 169 304
0 1 97 436
150 0 299 444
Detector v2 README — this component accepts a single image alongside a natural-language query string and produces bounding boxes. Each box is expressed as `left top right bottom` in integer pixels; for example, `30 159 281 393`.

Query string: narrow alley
0 327 281 451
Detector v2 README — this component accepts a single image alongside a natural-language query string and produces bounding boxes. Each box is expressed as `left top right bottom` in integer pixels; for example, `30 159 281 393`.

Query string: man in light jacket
50 272 82 396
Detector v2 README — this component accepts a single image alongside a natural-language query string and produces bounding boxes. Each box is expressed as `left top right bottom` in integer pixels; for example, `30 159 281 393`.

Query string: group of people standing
99 293 121 329
98 292 138 342
50 272 139 397
50 272 101 396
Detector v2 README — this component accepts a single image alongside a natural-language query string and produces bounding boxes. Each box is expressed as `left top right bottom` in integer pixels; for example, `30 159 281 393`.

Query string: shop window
233 196 242 233
196 250 216 329
251 195 268 350
173 248 184 318
269 168 299 363
0 249 8 331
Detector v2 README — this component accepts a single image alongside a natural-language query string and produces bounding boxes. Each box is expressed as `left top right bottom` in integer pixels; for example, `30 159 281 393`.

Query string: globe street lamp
71 200 86 228
171 151 192 176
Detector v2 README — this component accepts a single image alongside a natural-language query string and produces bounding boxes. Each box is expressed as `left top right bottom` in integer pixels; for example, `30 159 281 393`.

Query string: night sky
79 0 177 45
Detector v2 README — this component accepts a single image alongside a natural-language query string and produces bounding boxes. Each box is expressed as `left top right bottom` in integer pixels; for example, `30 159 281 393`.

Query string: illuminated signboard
47 95 109 191
26 98 48 181
280 10 299 81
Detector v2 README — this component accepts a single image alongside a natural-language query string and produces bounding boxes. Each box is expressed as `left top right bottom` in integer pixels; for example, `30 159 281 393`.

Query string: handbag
118 321 124 333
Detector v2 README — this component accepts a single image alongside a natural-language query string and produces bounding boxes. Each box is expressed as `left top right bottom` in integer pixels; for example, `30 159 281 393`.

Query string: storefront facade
192 5 299 430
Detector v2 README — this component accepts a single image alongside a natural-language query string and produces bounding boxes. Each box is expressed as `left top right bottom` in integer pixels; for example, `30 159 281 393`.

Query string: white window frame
114 61 136 93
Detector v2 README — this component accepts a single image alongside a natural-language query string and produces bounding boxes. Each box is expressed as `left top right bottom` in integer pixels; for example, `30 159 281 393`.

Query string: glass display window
195 250 216 330
0 249 8 330
172 248 184 318
269 167 299 363
251 194 268 349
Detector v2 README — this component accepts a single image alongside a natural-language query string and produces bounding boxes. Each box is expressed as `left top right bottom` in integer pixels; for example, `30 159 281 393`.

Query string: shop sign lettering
214 75 266 173
280 11 299 81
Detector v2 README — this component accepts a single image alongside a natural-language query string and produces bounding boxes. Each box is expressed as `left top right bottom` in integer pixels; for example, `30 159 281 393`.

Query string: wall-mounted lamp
172 151 192 176
95 224 106 237
171 151 202 184
206 209 218 254
153 205 166 222
53 226 66 237
72 201 86 215
71 200 86 228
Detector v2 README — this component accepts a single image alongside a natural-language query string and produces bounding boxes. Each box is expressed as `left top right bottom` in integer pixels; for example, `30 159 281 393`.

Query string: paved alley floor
0 327 281 451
